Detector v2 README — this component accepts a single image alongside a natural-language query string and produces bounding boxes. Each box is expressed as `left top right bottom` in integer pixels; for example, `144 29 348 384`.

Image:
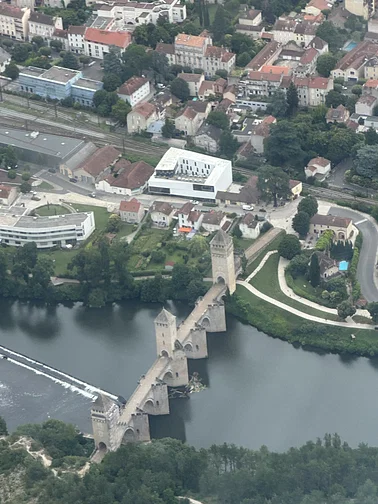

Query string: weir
91 230 240 455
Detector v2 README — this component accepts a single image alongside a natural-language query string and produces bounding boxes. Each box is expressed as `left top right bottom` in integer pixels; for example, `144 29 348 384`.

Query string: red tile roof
131 102 157 119
107 160 154 190
0 3 23 19
119 198 141 213
75 146 120 177
118 76 148 96
84 28 131 49
0 185 13 198
246 41 280 70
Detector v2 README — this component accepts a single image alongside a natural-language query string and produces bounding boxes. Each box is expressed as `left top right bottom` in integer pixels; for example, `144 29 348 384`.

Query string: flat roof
19 66 45 78
72 78 102 90
39 66 81 84
90 16 112 29
11 212 92 229
0 128 85 161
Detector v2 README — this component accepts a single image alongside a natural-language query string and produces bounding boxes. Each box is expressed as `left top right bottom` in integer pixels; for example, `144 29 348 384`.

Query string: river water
1 298 378 451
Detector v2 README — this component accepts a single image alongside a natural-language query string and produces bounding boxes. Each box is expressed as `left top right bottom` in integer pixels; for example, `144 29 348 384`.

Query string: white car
242 205 254 211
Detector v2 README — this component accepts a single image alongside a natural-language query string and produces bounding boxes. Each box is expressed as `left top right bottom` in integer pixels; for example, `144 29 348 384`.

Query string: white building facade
148 147 233 202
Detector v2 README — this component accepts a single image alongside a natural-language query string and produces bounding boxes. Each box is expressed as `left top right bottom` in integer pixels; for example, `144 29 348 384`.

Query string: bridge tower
210 229 236 294
91 394 121 453
155 308 188 387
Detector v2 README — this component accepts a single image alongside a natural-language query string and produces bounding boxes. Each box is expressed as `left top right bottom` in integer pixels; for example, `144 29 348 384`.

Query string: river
1 298 378 452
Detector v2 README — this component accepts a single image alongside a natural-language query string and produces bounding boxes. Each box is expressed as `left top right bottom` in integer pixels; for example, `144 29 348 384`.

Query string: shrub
278 234 301 260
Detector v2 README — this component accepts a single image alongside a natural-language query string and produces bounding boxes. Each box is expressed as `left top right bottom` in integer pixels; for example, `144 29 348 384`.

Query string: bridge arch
161 350 169 357
163 371 173 382
143 399 155 414
216 275 226 284
201 316 211 329
122 428 136 443
184 342 193 352
98 442 107 452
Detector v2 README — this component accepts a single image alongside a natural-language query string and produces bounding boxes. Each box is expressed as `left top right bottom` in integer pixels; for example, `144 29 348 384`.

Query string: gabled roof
179 201 195 215
197 123 222 141
308 36 328 50
152 201 173 216
310 214 352 227
105 159 154 190
84 27 131 48
118 76 148 96
203 211 225 225
75 146 120 177
68 25 86 35
156 42 175 55
246 41 281 70
178 72 203 82
29 11 55 25
307 156 330 167
175 33 207 48
0 3 24 19
119 198 141 213
0 185 13 198
131 102 157 119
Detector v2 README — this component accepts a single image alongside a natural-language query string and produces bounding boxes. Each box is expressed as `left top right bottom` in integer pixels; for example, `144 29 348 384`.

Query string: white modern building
148 148 233 202
0 211 95 248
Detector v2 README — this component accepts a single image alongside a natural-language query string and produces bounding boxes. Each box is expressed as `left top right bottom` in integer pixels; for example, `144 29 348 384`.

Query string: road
328 207 378 302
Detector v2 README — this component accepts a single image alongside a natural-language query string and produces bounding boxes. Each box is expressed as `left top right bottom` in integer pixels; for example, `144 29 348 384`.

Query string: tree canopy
257 165 291 207
278 234 302 259
171 77 190 101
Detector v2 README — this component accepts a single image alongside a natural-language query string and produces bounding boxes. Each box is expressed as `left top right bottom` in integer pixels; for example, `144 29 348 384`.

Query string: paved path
244 227 283 262
237 252 374 330
277 256 371 318
246 250 277 282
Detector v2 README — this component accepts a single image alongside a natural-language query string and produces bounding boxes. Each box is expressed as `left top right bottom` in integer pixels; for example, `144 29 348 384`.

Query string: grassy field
73 204 110 233
244 231 285 277
128 228 171 270
37 181 54 190
286 272 339 309
232 285 378 357
250 253 340 321
36 205 69 216
233 237 255 251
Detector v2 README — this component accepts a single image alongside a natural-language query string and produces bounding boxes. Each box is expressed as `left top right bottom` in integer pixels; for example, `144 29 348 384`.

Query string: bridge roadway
118 282 226 426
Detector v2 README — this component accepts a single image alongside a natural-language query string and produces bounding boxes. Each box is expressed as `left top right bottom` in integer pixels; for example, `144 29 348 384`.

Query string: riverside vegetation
2 416 378 504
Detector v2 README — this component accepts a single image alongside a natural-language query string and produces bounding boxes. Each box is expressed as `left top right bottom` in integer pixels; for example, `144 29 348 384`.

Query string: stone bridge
91 230 238 455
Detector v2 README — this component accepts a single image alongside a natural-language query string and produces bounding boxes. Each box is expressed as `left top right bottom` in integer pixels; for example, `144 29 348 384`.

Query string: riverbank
227 285 378 357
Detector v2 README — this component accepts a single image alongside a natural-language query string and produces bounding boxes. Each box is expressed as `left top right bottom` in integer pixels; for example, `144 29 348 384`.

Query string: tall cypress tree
212 6 227 43
203 2 210 28
309 253 321 287
286 82 299 116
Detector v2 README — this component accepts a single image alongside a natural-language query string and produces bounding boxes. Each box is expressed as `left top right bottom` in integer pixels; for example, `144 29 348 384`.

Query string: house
68 145 121 184
315 252 341 280
304 0 332 16
50 28 69 51
294 21 318 47
245 70 289 97
250 115 276 154
117 76 150 107
177 201 203 231
28 11 63 41
127 102 158 133
294 47 319 77
363 78 378 98
310 214 354 241
345 0 372 19
0 4 30 40
236 8 263 39
119 198 144 223
331 41 378 81
307 36 328 54
193 123 222 153
355 94 377 115
217 175 261 206
202 211 227 232
0 47 11 73
96 159 154 196
294 76 333 107
364 56 378 80
175 101 210 136
177 73 204 96
197 77 227 100
289 179 302 198
67 25 86 54
148 147 232 201
0 185 18 205
150 201 175 227
305 156 331 180
84 28 131 59
239 213 261 239
272 18 297 44
326 104 350 123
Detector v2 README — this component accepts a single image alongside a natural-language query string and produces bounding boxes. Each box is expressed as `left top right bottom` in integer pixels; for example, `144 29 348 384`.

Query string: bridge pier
183 325 208 359
201 302 227 333
143 382 170 416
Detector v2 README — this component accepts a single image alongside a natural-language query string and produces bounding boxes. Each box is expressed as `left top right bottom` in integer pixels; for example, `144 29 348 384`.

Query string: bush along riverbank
226 287 378 357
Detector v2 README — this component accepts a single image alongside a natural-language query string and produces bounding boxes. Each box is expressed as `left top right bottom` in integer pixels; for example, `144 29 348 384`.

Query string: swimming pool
344 41 357 51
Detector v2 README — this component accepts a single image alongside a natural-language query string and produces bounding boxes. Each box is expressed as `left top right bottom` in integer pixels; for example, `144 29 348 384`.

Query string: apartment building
246 41 281 70
345 0 374 19
331 41 378 81
177 73 205 96
272 18 297 44
28 11 63 41
84 28 131 59
244 68 290 96
127 102 158 133
235 8 263 39
294 76 333 106
67 25 86 54
156 33 235 76
0 3 30 40
117 76 150 107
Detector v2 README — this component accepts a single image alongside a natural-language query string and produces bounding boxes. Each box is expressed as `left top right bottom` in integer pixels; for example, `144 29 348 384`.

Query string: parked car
69 177 78 183
242 205 254 211
90 192 96 198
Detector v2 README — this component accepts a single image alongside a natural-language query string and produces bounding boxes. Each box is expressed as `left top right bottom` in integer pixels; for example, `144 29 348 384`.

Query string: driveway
328 207 378 302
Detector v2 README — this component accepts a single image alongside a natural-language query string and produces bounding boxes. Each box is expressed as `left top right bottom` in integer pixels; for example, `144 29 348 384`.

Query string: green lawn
43 248 79 277
233 285 378 357
233 237 255 251
73 204 110 233
36 205 70 216
286 272 338 309
37 181 54 190
244 231 285 277
117 223 135 238
250 253 340 321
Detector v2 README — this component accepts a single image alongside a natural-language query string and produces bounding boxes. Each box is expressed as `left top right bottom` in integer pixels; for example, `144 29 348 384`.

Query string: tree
257 165 290 207
79 55 91 65
219 131 239 158
207 111 229 130
22 172 31 181
3 146 17 169
325 90 347 108
298 196 318 217
316 53 337 77
61 52 80 70
3 62 19 80
286 82 299 115
316 21 343 52
106 214 121 233
171 77 190 101
189 235 208 257
352 84 363 96
278 234 301 260
50 39 63 51
12 43 32 62
327 127 362 165
308 253 320 287
212 6 228 43
111 99 131 124
39 46 51 57
354 144 378 178
32 35 45 48
265 121 306 168
267 90 288 118
337 300 356 319
20 181 32 193
236 51 252 67
7 170 17 179
103 49 122 77
162 118 175 138
365 127 378 145
367 302 378 323
121 44 152 80
0 416 8 435
215 69 228 79
287 253 309 278
292 211 310 237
